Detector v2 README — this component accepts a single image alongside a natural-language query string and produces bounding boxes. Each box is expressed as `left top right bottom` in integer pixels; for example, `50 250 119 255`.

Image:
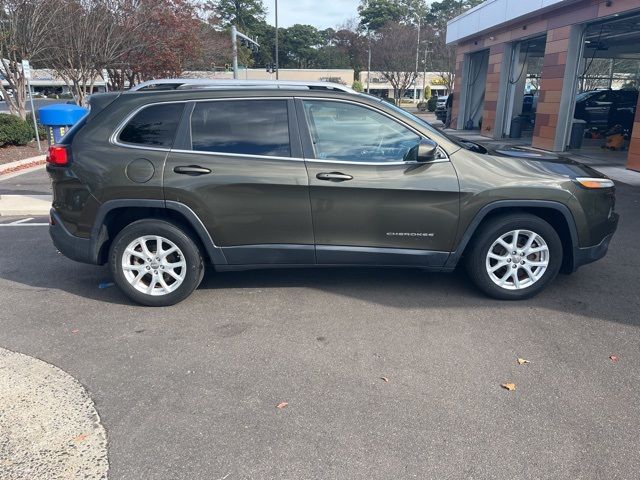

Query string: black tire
465 213 563 300
109 219 204 306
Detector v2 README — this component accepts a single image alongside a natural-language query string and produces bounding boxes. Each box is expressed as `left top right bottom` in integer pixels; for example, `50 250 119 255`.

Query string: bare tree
373 22 418 104
49 0 138 105
0 0 62 118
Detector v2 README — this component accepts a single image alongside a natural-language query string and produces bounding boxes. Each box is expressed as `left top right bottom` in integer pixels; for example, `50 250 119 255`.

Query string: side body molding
444 199 580 270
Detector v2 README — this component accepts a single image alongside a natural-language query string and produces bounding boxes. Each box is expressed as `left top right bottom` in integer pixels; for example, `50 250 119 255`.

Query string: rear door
163 97 314 265
297 98 459 267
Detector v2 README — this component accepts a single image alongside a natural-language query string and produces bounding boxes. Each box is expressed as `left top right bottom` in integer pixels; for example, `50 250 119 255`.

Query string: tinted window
191 100 290 157
303 100 421 163
119 103 183 147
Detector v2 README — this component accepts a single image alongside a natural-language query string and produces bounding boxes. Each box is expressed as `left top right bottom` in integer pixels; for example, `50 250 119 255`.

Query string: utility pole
367 28 371 94
231 26 259 80
414 19 421 102
275 0 279 80
231 26 238 79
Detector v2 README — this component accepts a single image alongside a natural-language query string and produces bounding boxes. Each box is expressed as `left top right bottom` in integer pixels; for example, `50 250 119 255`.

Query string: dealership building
447 0 640 171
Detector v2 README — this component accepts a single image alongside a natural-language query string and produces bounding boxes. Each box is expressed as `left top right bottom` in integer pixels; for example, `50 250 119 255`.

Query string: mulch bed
0 143 45 165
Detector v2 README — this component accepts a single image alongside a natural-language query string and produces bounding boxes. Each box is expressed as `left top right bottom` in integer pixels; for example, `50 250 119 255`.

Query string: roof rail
129 78 355 93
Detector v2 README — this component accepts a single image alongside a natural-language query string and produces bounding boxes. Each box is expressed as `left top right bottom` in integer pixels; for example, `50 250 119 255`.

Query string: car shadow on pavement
193 262 640 328
0 235 638 326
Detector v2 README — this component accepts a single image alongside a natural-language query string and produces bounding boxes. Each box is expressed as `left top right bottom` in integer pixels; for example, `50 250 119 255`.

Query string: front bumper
49 209 97 264
573 212 619 270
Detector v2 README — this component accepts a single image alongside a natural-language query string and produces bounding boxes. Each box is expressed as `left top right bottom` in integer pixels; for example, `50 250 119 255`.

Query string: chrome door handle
173 165 211 175
316 172 353 182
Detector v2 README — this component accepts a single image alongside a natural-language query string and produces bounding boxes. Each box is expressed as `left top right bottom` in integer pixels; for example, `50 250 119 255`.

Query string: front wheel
109 219 204 306
465 214 563 300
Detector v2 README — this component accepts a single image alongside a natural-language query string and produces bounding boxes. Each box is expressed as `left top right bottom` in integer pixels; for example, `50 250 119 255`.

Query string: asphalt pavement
0 167 51 195
0 182 639 479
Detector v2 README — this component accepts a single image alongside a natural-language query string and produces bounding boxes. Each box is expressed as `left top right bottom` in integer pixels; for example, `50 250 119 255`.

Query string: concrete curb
0 163 46 182
0 155 47 178
0 194 52 216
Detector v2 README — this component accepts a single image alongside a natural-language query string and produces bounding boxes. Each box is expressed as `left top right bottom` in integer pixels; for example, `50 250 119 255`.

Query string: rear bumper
49 209 97 264
573 212 619 270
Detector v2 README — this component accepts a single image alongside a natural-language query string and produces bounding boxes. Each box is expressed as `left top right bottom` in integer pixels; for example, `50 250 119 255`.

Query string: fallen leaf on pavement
71 329 79 334
517 358 530 365
381 377 389 383
276 402 288 409
73 433 88 442
501 383 516 391
610 355 619 362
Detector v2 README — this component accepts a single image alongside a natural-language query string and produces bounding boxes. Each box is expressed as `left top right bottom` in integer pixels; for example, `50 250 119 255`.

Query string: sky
265 0 361 30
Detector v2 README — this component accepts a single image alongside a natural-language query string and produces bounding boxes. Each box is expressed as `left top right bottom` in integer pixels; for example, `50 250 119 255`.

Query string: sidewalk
0 160 52 216
0 348 108 480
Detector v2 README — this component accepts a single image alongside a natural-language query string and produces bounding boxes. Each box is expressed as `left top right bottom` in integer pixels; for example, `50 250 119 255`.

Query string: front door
164 98 314 265
298 98 459 267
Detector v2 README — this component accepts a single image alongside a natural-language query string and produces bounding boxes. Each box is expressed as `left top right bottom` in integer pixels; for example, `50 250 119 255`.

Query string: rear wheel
109 220 204 306
465 214 563 300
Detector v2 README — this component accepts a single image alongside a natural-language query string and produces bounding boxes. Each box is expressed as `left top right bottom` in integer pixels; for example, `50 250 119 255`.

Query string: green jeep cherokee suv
46 81 619 306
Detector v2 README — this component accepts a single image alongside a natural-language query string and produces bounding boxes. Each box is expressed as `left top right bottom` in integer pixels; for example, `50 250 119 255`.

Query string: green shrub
351 80 364 92
0 114 34 147
427 96 438 112
26 112 47 141
423 85 431 100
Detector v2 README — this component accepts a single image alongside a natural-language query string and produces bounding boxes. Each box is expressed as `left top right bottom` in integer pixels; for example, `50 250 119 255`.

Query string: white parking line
0 222 48 227
8 217 34 225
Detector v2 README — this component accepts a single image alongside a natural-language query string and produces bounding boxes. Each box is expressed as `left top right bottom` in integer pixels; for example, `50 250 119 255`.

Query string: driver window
302 100 421 163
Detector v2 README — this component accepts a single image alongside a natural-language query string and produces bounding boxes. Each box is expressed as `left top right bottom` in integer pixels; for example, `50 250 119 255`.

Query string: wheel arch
90 199 227 266
446 200 579 274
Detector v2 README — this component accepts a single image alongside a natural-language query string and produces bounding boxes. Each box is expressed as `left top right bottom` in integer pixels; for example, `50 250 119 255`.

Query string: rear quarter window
119 103 184 148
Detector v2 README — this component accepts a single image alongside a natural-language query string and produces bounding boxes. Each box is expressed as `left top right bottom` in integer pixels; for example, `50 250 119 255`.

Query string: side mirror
416 138 439 162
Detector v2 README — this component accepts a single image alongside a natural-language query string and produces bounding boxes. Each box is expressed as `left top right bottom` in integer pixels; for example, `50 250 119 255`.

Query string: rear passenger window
119 103 183 147
190 100 290 157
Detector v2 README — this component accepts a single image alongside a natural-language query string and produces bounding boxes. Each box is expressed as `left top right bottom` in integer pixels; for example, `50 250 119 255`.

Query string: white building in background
185 68 355 85
1 67 451 101
1 68 355 96
358 71 451 100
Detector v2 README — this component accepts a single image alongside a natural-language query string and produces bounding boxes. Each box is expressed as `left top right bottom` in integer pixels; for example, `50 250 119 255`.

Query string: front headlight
574 177 615 189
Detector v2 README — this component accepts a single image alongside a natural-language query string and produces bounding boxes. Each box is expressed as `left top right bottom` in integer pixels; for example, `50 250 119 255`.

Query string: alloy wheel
485 229 549 290
121 235 187 296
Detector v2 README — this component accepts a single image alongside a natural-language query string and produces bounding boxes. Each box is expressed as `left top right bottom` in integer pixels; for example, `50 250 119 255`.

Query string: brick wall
627 96 640 172
531 26 571 151
480 45 504 138
450 52 464 128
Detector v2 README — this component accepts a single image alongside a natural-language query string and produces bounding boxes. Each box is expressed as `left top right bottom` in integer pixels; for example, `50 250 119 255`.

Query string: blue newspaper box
38 104 88 144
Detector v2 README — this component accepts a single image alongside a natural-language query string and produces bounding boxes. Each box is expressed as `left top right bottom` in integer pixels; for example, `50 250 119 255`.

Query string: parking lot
1 177 639 479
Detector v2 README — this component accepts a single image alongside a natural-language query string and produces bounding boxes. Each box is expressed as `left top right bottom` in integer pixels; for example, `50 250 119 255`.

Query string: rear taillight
46 145 69 166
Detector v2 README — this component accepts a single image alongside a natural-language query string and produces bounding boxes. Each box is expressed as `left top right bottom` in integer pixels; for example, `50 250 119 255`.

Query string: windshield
576 91 601 101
